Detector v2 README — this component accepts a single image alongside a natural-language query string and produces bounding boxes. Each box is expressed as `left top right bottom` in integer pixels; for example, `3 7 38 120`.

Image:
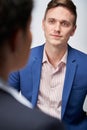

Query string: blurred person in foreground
8 0 87 130
0 0 65 130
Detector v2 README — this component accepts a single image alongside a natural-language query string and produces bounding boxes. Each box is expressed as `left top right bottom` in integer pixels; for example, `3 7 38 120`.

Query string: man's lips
50 34 62 38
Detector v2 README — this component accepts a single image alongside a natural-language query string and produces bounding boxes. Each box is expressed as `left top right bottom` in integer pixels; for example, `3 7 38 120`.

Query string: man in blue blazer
8 0 87 130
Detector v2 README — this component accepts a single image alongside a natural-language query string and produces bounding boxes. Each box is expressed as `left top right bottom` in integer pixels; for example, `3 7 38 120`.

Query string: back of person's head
44 0 77 25
0 0 33 44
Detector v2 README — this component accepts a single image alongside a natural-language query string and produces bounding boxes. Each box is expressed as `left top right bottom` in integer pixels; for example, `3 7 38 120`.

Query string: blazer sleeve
8 71 20 91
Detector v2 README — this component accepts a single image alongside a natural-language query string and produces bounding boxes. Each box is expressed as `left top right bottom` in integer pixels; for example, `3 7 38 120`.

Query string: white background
31 0 87 53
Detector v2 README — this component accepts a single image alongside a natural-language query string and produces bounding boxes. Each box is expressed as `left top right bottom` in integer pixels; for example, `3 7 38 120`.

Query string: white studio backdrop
31 0 87 53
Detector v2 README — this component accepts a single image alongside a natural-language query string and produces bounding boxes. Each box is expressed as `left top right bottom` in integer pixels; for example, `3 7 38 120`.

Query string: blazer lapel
31 45 44 107
61 46 77 119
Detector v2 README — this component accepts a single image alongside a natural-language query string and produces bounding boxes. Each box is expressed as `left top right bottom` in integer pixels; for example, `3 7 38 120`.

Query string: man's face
42 6 76 47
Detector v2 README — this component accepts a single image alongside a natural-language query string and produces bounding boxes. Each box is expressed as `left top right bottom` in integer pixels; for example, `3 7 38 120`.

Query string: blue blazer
8 44 87 130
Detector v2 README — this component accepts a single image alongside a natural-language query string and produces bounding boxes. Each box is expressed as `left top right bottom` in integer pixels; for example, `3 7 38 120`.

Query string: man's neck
45 44 67 68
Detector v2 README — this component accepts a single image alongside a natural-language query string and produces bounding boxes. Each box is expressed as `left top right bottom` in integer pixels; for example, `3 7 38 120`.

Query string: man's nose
54 22 61 33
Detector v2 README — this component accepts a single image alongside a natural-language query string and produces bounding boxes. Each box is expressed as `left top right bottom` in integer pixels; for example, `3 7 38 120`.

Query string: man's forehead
45 6 75 22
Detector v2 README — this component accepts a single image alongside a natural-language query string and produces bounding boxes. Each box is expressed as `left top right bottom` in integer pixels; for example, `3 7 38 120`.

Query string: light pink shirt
37 48 67 119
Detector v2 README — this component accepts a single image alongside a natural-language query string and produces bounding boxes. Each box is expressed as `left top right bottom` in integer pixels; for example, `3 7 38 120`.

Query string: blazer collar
31 44 44 106
61 45 77 119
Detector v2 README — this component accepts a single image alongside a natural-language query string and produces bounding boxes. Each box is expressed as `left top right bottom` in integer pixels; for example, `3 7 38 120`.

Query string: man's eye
61 21 70 27
48 19 55 24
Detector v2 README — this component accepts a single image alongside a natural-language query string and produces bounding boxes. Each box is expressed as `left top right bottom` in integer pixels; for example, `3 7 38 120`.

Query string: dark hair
0 0 33 43
44 0 77 25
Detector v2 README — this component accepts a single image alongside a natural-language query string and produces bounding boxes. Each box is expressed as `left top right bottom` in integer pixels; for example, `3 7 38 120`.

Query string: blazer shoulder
30 44 44 55
69 46 87 60
26 44 44 66
74 48 87 60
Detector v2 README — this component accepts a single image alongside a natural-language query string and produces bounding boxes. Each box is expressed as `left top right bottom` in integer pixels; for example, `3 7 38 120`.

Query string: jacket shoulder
26 44 44 66
30 44 44 56
69 46 87 61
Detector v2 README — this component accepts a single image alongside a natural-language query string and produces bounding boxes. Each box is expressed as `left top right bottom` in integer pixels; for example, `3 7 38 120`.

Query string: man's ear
42 19 45 31
9 29 22 52
71 25 77 36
